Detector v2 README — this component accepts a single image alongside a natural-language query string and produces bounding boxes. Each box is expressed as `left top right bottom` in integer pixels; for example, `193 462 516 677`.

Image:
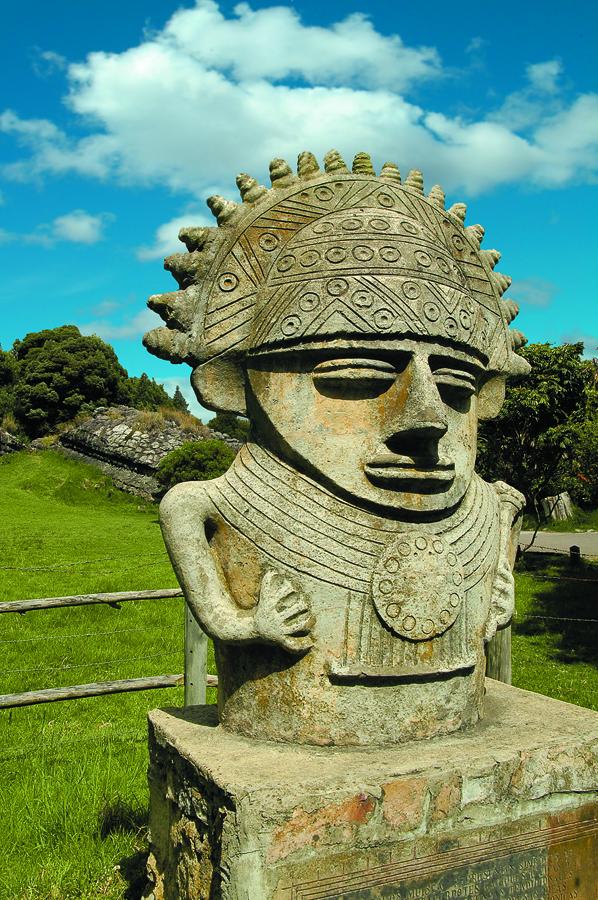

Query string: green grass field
0 451 596 898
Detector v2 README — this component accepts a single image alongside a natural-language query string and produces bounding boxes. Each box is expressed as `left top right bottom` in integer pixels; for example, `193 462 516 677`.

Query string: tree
11 325 129 436
0 345 17 420
207 411 249 442
477 343 597 521
156 439 235 491
123 372 174 410
171 386 189 412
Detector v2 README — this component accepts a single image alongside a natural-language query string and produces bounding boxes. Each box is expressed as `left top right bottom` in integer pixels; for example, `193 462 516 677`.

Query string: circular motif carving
452 234 466 251
327 278 349 296
277 255 296 273
369 217 391 231
377 193 395 208
259 232 279 251
300 250 320 267
342 218 363 231
423 301 440 322
373 308 395 331
415 250 432 267
445 317 459 338
371 533 464 640
437 256 451 274
403 281 421 300
401 220 418 235
281 315 301 336
325 247 347 264
459 309 472 330
218 273 239 292
352 290 374 308
299 292 319 312
380 246 401 263
312 221 334 235
353 245 374 261
315 186 334 202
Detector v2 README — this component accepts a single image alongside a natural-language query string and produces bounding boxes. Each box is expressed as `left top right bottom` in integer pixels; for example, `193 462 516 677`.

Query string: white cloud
52 209 110 243
79 308 157 340
511 278 558 307
0 209 111 246
527 60 562 94
32 49 68 77
137 209 211 260
0 5 597 196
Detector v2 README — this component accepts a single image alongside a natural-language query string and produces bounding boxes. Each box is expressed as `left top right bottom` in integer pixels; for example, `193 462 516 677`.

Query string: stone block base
145 680 598 899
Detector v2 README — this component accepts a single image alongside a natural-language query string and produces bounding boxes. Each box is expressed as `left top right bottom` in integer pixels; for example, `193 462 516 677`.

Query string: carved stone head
144 151 527 518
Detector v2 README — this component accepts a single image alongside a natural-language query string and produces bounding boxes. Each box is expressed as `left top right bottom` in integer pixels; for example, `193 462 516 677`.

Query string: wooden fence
0 588 215 710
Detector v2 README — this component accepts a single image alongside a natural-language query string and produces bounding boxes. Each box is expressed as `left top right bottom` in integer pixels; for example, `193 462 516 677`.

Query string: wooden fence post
184 603 208 706
486 625 512 684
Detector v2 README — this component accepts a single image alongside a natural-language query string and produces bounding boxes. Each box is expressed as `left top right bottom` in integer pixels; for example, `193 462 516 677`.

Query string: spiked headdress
143 150 529 413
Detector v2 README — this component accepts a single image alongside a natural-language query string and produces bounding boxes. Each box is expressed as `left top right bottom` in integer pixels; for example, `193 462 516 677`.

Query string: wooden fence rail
0 589 212 709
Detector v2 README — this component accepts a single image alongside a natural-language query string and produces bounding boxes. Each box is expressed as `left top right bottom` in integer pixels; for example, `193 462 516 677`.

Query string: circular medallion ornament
371 533 464 640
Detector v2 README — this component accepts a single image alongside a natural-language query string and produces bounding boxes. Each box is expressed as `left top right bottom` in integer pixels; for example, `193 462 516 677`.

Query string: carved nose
384 358 447 451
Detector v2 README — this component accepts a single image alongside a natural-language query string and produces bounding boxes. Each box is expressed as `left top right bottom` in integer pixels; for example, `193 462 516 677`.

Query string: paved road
520 531 598 557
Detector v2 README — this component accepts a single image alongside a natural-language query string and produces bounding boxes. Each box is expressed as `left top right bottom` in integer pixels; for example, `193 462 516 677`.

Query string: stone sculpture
144 150 530 746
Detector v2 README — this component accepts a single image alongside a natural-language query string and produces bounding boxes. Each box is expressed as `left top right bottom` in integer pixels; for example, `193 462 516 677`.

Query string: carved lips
365 452 455 487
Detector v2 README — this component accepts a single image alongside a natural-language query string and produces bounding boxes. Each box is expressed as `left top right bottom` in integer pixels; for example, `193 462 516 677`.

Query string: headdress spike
466 224 485 246
380 162 401 183
164 252 206 289
236 173 268 204
352 152 375 175
492 272 512 296
428 184 445 208
206 195 239 226
178 226 210 252
448 202 467 223
502 299 519 324
269 158 295 188
482 248 501 270
297 151 320 179
324 149 349 174
405 169 424 193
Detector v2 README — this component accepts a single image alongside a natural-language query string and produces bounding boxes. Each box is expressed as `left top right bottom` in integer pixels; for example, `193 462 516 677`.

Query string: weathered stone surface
57 406 241 498
144 680 598 899
145 152 530 745
0 428 26 455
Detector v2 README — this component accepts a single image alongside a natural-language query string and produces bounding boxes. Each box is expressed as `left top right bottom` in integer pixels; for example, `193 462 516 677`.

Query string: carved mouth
364 454 455 486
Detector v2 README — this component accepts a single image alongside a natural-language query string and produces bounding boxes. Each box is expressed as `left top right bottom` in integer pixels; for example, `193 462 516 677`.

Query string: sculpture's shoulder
159 477 222 535
490 480 526 517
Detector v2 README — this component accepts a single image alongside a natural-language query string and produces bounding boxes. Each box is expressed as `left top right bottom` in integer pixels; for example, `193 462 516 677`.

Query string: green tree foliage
477 343 597 518
207 411 249 442
171 385 189 412
156 439 235 491
11 326 129 436
122 372 173 410
0 345 17 419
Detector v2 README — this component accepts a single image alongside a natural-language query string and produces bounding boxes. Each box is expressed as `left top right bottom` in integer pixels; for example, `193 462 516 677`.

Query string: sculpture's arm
486 481 526 641
160 481 314 652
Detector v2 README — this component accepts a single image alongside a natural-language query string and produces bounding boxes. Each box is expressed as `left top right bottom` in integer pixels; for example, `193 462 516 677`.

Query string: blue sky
1 0 596 417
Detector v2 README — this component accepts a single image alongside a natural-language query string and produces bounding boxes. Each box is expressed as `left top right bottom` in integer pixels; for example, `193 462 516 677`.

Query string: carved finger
285 613 316 635
282 633 315 653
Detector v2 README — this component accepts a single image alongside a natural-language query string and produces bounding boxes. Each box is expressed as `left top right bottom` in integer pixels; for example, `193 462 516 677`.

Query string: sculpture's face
247 338 484 515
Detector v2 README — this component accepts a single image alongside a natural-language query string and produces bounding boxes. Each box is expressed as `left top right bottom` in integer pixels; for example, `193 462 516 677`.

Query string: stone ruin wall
57 405 242 500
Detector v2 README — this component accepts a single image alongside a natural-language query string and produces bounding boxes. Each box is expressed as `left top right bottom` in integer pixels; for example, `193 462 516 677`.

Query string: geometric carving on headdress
143 150 530 398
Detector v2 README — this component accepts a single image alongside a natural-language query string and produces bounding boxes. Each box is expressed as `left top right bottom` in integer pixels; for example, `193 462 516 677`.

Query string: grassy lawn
522 505 598 533
0 451 596 898
0 451 216 899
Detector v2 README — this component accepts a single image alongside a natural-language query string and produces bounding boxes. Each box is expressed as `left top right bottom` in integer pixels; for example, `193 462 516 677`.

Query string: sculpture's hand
253 569 315 653
485 558 515 641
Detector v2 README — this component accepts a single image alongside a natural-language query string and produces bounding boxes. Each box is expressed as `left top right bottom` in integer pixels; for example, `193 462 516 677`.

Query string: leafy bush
207 411 249 442
157 439 235 490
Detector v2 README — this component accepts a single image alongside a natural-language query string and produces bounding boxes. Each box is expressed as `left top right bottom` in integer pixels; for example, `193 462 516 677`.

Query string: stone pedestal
145 680 598 899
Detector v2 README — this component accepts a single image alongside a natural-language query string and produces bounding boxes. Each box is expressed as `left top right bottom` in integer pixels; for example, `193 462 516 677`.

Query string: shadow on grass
98 800 150 900
515 552 598 667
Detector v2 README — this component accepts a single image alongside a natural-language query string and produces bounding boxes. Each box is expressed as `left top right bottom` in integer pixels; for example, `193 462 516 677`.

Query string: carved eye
433 367 477 397
312 358 397 398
